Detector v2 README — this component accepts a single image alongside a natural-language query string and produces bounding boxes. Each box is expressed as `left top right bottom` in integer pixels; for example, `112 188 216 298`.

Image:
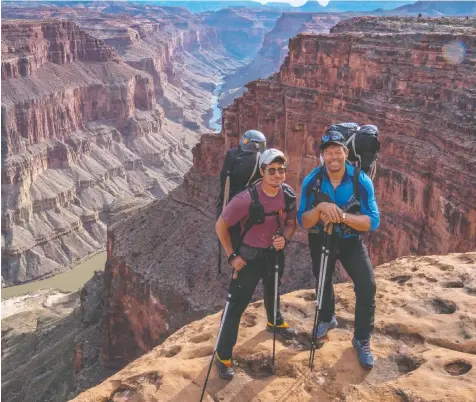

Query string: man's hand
272 235 286 251
318 202 343 223
320 212 332 226
231 256 246 279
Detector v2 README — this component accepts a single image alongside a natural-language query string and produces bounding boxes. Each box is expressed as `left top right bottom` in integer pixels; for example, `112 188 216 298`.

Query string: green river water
1 252 107 299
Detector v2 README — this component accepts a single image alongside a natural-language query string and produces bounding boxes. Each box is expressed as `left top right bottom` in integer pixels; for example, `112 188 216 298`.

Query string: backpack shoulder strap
248 181 260 205
281 183 297 212
245 152 261 187
353 166 361 201
239 182 264 246
318 165 324 184
306 166 324 209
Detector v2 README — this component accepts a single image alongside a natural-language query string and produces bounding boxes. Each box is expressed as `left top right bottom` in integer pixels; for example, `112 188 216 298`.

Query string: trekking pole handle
325 223 333 249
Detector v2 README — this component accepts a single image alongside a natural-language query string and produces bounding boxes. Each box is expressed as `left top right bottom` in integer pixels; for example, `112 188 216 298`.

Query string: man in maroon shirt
215 148 298 380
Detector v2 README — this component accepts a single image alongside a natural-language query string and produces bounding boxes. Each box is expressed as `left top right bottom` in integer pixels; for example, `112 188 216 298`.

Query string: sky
259 0 331 5
257 0 412 7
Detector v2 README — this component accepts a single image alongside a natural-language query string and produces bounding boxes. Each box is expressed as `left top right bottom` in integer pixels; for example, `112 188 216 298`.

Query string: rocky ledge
72 252 476 402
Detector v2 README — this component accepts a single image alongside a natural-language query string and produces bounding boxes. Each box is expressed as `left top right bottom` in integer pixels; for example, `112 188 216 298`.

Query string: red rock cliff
202 16 476 265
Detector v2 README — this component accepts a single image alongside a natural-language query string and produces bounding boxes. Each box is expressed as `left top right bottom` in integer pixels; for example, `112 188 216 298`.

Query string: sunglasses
322 133 345 143
264 167 287 175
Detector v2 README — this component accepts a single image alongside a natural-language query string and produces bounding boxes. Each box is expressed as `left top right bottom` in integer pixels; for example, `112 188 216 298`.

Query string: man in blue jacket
298 131 380 369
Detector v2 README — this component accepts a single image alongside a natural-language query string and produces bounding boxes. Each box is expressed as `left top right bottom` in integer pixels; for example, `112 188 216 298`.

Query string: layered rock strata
1 20 118 80
1 6 253 285
202 7 284 59
1 20 192 286
219 17 476 265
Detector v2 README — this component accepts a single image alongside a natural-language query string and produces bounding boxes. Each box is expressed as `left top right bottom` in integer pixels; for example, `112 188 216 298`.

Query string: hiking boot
215 355 235 380
266 321 297 340
314 315 338 339
352 337 374 369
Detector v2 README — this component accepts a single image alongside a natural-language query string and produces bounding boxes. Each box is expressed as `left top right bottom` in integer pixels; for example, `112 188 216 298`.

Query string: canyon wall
99 16 475 370
203 7 283 59
0 3 259 285
219 16 476 264
1 19 193 286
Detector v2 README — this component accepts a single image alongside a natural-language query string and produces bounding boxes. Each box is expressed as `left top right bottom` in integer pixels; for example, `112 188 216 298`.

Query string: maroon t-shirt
221 183 297 248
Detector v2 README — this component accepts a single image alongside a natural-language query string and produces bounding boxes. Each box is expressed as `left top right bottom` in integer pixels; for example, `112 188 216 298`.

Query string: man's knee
368 277 376 298
355 275 376 303
229 293 253 316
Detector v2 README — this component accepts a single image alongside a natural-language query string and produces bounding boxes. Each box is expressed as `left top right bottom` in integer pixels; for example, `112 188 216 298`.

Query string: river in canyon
3 81 225 301
1 252 107 299
208 80 224 132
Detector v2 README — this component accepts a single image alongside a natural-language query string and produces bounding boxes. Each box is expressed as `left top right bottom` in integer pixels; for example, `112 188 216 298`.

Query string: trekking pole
217 239 222 275
309 223 333 371
217 175 231 276
200 271 234 402
309 230 327 369
272 249 280 374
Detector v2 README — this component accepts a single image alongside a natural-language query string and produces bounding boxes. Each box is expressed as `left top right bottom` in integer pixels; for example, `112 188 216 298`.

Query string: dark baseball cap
319 131 348 150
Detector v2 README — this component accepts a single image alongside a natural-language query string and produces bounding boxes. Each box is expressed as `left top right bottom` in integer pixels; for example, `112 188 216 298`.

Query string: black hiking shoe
215 356 235 380
266 321 297 340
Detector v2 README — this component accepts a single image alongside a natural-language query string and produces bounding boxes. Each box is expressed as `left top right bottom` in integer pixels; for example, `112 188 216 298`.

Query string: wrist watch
228 252 239 264
341 212 346 223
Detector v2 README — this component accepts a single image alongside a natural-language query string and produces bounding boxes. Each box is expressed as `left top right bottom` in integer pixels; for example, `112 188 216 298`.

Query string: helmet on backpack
240 130 267 153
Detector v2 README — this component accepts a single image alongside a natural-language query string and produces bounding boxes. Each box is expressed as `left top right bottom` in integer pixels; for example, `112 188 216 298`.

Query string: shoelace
359 339 371 355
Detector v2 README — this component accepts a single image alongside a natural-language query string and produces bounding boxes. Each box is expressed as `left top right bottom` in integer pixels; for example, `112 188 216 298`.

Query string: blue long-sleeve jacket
297 164 380 237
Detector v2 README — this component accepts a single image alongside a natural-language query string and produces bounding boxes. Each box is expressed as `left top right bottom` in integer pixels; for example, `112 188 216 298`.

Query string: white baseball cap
259 148 287 166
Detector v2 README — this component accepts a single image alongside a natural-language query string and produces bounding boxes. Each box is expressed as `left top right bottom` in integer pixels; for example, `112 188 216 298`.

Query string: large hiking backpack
217 147 262 211
308 122 380 216
216 147 263 274
326 122 380 179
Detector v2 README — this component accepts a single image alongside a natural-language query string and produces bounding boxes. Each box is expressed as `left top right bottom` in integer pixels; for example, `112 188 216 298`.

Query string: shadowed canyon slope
0 2 291 285
95 16 476 372
1 273 108 402
73 252 476 402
